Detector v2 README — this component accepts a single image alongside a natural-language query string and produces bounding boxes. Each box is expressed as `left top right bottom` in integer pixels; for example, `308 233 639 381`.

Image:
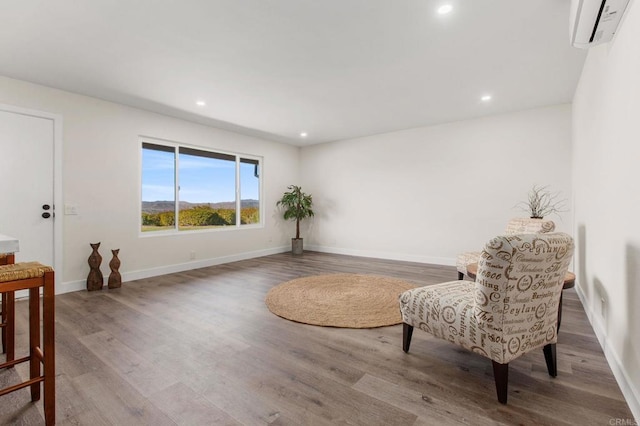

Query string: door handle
42 212 51 219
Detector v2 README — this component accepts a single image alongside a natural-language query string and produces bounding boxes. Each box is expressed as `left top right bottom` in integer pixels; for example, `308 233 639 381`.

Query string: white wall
572 0 640 419
300 105 573 264
0 76 300 292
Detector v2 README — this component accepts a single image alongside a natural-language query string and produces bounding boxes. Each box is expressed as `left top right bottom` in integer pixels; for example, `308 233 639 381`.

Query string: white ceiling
0 0 586 146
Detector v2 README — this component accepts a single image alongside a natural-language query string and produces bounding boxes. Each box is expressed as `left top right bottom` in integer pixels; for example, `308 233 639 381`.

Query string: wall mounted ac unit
570 0 631 48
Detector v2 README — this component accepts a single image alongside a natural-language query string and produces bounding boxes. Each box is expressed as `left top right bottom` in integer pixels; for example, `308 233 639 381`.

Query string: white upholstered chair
400 232 574 404
456 217 555 280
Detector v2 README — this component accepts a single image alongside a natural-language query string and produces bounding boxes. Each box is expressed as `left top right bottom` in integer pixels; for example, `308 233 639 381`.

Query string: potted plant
277 185 314 255
516 185 567 219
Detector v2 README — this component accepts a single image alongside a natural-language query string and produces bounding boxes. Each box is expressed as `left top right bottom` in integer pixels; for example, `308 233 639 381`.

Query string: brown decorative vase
108 249 122 289
87 242 104 291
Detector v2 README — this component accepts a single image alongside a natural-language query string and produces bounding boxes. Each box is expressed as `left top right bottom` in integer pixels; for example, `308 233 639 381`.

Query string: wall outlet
189 251 196 260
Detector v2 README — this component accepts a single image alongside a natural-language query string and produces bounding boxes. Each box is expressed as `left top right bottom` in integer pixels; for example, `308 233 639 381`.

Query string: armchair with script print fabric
399 232 574 403
456 217 556 280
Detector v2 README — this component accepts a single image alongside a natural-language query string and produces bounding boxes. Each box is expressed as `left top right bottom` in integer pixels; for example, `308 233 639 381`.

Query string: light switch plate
64 204 78 215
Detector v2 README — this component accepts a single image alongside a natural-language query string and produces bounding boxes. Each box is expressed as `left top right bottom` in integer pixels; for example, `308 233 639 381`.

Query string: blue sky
142 147 259 203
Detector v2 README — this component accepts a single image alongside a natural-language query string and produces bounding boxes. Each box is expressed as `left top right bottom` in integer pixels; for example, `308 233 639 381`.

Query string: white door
0 108 55 266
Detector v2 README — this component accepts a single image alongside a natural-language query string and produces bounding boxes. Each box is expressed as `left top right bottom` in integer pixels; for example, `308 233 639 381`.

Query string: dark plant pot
292 238 304 255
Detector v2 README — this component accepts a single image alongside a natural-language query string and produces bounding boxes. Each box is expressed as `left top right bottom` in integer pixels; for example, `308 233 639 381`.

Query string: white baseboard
575 286 640 422
56 245 290 295
57 245 453 295
305 244 456 267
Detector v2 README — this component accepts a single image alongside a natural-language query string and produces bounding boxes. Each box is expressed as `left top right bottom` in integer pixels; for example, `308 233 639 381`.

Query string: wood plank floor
0 251 634 425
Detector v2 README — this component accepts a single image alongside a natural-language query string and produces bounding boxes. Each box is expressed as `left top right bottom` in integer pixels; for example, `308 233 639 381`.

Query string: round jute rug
265 273 416 328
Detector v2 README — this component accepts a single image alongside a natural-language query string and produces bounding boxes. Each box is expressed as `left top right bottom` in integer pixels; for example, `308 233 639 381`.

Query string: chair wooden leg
402 323 413 353
43 270 55 425
29 287 41 402
1 292 5 353
1 254 15 356
543 343 557 377
457 271 464 280
5 291 14 366
492 361 509 404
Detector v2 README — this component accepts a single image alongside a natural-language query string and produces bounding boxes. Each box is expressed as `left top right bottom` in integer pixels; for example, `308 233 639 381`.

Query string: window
141 143 176 231
141 140 261 233
240 158 260 224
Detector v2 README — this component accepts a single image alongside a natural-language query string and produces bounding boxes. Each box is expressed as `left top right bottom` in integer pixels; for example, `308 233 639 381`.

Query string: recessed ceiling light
196 100 206 107
438 4 453 15
481 95 492 102
300 132 308 138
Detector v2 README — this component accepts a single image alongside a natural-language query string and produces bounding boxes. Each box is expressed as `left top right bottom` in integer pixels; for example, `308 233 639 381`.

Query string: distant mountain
142 200 259 214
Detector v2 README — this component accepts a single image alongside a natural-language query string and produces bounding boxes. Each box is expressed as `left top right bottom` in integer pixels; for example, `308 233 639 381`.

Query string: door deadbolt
42 204 51 210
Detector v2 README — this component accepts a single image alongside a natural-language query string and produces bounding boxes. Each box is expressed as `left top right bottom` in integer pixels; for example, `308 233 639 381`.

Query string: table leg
557 291 564 333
